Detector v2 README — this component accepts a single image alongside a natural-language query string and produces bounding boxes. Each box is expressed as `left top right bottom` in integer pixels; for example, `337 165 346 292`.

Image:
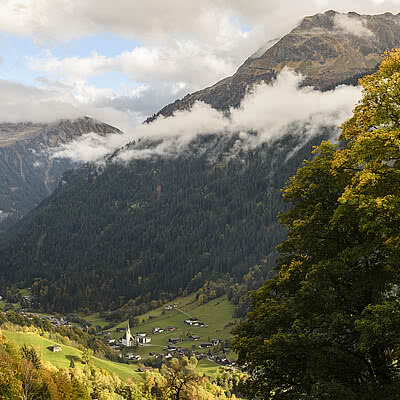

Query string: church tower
121 321 134 346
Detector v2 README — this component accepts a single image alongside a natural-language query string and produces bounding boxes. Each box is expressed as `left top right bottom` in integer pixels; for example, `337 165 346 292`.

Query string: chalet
135 333 151 345
168 337 184 344
189 335 200 341
184 319 204 326
152 327 164 334
167 326 176 332
126 353 141 361
50 345 62 352
199 342 213 349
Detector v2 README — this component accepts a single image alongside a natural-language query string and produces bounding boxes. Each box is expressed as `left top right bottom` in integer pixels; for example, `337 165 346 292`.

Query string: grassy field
2 330 141 381
77 312 110 328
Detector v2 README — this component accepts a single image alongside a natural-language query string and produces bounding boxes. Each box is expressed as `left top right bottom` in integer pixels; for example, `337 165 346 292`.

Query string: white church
120 322 151 347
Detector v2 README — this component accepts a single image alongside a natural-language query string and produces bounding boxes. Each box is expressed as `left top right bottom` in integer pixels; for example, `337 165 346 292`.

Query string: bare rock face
0 117 121 228
148 11 400 120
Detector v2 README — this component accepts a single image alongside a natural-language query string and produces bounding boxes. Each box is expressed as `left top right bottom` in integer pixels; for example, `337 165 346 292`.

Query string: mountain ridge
0 117 121 229
147 10 400 122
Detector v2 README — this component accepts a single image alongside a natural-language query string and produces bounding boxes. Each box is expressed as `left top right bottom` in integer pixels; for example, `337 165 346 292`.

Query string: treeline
0 130 332 313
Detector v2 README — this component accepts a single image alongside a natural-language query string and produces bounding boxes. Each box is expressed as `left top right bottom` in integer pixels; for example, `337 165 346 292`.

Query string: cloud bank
0 80 137 130
53 69 361 164
1 0 399 44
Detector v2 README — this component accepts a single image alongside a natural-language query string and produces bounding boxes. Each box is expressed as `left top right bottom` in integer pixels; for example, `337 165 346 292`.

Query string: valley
1 8 400 399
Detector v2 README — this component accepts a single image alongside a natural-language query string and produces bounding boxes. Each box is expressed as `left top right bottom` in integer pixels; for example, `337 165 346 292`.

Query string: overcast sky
0 0 399 129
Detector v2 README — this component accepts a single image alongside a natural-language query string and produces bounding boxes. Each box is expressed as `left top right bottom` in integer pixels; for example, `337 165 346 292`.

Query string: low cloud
53 69 361 164
0 80 138 130
334 14 374 37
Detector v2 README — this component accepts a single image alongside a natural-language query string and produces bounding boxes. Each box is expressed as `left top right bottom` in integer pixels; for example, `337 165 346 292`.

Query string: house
120 323 135 347
199 342 213 349
184 319 201 326
152 327 164 334
135 333 151 345
189 335 200 341
168 337 184 344
167 326 176 332
164 303 178 310
126 353 141 361
50 345 62 352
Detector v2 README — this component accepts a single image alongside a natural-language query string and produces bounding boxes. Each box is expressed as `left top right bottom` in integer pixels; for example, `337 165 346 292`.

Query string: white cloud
53 69 361 163
1 0 400 44
334 14 374 37
0 79 137 129
28 42 238 89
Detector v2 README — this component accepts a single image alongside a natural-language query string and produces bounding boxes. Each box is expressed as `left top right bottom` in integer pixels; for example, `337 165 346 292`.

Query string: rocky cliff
0 117 121 228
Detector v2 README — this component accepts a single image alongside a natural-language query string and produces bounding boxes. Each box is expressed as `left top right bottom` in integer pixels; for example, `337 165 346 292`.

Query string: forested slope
0 131 332 312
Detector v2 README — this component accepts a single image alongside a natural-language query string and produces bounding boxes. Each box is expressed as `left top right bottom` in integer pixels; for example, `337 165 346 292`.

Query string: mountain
148 11 400 120
1 11 399 314
0 117 121 230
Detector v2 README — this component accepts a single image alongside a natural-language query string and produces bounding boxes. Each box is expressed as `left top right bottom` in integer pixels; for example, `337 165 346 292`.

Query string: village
0 292 237 371
105 308 235 368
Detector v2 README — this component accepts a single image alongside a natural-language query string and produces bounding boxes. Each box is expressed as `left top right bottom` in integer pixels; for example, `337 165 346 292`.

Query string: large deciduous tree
233 49 400 399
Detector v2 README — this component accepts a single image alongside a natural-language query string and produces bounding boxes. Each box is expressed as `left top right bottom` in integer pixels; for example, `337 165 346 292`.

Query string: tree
159 357 202 400
233 49 400 399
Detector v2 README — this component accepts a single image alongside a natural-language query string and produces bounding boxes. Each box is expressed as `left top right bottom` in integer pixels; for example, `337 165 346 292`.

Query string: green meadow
2 330 140 381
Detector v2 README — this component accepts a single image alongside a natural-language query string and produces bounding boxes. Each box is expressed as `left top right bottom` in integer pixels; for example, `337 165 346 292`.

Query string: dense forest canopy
0 130 333 313
233 49 400 399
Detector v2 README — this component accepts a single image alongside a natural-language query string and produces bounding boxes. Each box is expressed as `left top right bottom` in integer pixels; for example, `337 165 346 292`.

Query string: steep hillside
0 130 332 312
0 117 121 230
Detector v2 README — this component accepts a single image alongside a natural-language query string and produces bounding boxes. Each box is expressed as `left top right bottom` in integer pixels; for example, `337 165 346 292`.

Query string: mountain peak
148 11 400 122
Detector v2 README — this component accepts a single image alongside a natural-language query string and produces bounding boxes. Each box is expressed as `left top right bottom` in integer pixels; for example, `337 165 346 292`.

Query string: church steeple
121 320 134 347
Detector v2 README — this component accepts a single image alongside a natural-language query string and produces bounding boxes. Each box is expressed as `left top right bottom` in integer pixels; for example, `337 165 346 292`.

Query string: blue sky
0 32 140 90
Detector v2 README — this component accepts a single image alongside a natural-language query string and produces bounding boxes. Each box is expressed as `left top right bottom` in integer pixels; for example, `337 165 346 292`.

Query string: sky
1 0 400 132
